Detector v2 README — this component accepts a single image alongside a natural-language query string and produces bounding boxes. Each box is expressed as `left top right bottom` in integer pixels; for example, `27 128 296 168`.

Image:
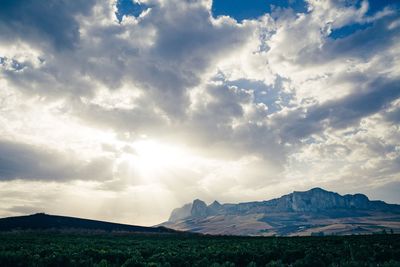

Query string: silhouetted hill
0 213 177 233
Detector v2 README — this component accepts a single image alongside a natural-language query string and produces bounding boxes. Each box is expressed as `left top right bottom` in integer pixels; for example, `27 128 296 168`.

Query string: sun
120 139 191 181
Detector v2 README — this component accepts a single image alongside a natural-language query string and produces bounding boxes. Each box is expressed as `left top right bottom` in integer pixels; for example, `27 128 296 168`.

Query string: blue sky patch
224 77 293 114
0 57 26 71
115 0 149 22
364 0 400 16
329 0 399 39
211 0 308 22
329 22 372 39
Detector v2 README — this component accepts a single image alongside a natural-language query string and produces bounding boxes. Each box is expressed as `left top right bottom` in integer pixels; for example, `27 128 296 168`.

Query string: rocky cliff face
163 187 400 236
168 203 192 221
168 188 398 222
191 199 208 217
276 187 371 212
208 200 223 215
169 200 224 221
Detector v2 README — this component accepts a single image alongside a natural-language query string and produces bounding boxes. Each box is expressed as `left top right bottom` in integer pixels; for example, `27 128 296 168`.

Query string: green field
0 232 399 267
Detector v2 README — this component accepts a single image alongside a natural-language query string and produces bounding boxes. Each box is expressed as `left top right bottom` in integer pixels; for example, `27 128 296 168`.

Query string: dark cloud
126 1 252 116
323 79 400 128
275 77 400 141
325 14 399 60
1 0 252 118
72 99 168 135
384 107 400 123
301 6 400 67
0 140 113 182
0 0 95 50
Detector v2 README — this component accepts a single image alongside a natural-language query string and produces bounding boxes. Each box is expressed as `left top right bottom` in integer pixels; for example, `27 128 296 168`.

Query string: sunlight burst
123 139 191 180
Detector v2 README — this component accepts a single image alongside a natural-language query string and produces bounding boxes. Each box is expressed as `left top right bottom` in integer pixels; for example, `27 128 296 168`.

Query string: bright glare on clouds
131 140 193 176
0 0 399 225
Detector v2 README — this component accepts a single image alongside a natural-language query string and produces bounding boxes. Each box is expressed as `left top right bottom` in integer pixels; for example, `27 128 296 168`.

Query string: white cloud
0 0 399 225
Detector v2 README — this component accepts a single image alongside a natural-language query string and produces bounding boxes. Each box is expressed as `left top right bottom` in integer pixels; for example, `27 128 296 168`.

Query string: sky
0 0 399 226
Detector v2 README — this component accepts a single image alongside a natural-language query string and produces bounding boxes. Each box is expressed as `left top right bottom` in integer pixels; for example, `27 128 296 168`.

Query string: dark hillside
0 213 176 233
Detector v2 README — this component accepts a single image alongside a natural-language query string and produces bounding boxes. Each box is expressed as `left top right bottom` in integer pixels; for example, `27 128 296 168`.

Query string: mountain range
161 188 400 236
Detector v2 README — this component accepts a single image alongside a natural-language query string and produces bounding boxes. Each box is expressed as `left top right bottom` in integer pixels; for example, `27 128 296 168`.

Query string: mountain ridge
163 187 400 236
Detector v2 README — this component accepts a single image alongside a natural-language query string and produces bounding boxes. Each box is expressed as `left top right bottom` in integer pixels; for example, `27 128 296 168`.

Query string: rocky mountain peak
168 203 192 222
285 188 371 212
207 200 223 216
209 200 221 208
163 188 400 236
167 188 395 223
191 199 207 217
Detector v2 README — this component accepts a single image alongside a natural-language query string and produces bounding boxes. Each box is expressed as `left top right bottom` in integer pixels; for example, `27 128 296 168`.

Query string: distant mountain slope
162 188 400 236
0 213 176 233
